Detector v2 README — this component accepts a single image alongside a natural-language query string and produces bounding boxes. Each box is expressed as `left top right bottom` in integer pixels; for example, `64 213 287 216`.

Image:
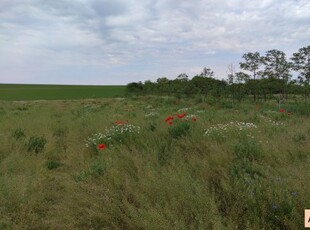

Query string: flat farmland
0 84 126 100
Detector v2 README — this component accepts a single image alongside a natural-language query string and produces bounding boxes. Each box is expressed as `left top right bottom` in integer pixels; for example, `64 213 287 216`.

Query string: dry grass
0 97 309 229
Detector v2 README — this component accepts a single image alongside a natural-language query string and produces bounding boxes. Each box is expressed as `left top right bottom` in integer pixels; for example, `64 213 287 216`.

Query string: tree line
127 45 310 103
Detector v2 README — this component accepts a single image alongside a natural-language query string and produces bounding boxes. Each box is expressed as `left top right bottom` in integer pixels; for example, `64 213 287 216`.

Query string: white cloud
0 0 310 84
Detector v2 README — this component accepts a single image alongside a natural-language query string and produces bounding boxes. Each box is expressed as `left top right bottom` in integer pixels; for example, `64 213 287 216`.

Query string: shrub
27 136 47 154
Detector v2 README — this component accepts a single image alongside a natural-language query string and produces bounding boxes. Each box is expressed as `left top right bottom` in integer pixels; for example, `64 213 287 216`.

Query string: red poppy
191 116 197 122
185 119 189 122
97 143 106 150
279 108 285 113
115 120 124 125
177 113 186 119
168 121 173 125
165 116 174 122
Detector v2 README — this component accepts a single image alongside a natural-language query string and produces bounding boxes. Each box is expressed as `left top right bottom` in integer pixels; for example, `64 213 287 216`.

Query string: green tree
172 73 189 98
240 52 264 101
156 77 171 96
263 49 291 102
126 82 143 94
143 80 156 94
200 67 214 78
291 45 310 101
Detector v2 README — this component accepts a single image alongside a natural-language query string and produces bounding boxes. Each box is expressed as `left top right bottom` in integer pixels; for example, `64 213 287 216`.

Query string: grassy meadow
0 84 126 100
0 95 309 229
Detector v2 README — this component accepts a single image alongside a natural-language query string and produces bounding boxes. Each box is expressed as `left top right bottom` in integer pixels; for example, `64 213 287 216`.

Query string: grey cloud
91 0 128 17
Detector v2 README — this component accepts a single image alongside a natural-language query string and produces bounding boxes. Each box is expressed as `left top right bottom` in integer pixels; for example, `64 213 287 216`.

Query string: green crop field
0 95 309 229
0 84 126 100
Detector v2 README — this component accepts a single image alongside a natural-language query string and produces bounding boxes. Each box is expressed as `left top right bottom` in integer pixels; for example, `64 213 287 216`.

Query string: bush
27 136 47 154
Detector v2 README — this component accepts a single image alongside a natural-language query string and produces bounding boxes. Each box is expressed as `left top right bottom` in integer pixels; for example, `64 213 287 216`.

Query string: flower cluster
185 114 197 122
279 108 293 116
85 123 140 148
258 115 284 126
164 113 198 125
204 121 257 136
164 115 174 125
177 112 186 119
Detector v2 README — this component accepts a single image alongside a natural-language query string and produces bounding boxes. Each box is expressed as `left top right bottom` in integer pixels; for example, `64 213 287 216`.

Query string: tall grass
0 98 309 229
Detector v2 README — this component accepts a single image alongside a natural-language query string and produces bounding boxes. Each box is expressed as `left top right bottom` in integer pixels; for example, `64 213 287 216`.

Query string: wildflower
168 121 173 125
165 116 174 122
191 116 197 122
279 108 285 113
177 113 186 119
287 112 292 116
97 143 106 150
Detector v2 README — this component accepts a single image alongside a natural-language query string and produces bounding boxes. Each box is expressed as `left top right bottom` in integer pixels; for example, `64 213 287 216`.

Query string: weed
157 141 172 166
168 122 190 139
12 128 25 140
73 171 90 182
90 161 106 177
46 160 61 170
73 161 106 182
27 136 47 154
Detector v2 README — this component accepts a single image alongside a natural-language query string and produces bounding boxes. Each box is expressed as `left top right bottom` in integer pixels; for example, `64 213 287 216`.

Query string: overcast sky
1 0 310 85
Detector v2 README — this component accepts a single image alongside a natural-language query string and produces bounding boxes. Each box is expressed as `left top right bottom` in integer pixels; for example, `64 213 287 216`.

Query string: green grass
0 84 126 100
0 96 309 229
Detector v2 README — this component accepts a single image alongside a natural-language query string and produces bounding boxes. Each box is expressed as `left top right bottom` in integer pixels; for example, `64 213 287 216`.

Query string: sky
1 0 310 85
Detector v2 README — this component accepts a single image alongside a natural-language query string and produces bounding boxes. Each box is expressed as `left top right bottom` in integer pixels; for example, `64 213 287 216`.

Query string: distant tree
173 73 189 98
240 52 264 101
263 49 291 102
176 73 189 81
291 45 310 101
156 77 171 96
226 64 237 104
126 81 143 94
200 67 214 78
191 76 209 100
235 71 250 83
143 80 156 94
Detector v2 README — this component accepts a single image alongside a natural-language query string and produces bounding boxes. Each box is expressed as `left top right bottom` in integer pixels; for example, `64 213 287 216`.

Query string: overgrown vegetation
0 96 308 229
